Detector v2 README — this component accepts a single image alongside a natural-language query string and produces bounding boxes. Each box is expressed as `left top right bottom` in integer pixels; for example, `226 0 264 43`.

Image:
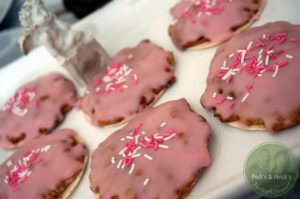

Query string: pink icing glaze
0 129 87 199
169 0 266 49
0 72 77 149
201 21 300 132
90 99 211 198
78 40 176 126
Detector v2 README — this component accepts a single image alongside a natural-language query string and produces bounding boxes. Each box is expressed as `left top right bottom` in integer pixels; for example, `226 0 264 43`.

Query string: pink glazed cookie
0 72 77 149
168 0 266 50
90 99 211 199
0 129 88 199
78 40 176 127
201 21 300 132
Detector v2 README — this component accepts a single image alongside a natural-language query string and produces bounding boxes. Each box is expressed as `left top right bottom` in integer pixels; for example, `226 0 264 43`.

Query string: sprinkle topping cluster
179 0 230 24
111 122 176 187
93 58 139 95
213 32 298 108
2 87 36 117
4 145 52 191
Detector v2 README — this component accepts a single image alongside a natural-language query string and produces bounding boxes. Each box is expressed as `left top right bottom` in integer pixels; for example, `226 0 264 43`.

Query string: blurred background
0 0 112 67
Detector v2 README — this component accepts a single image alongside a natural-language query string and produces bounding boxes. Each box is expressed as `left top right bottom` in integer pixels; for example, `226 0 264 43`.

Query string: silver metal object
18 0 110 85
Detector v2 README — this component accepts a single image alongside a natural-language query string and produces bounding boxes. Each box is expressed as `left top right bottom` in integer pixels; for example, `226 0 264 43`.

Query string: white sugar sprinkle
154 135 163 139
272 65 279 78
212 92 217 98
121 138 125 141
6 160 12 167
132 146 141 155
133 74 138 81
143 178 150 186
144 154 153 160
263 34 266 39
160 122 167 128
131 153 141 158
286 54 294 59
128 54 133 59
222 69 233 81
117 160 122 169
257 60 263 67
119 147 128 155
223 60 227 68
164 133 177 141
128 163 135 174
257 54 262 62
159 144 169 149
141 131 146 135
258 49 264 55
229 53 234 58
241 50 246 64
111 157 116 164
247 41 253 51
135 135 140 145
267 50 274 54
265 55 270 66
226 96 234 100
126 136 134 140
242 92 250 103
41 145 52 152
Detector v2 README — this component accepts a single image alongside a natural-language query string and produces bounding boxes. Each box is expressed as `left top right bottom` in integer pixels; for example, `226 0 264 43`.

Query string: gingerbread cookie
90 99 211 199
169 0 266 50
78 40 176 127
0 129 88 199
0 72 77 149
201 21 300 132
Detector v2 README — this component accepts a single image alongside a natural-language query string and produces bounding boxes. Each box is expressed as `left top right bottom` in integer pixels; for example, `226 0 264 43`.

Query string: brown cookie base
168 0 266 50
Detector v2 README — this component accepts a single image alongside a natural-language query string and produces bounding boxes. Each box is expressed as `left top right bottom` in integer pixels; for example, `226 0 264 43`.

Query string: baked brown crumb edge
200 97 300 132
4 103 73 150
168 0 264 50
45 135 87 199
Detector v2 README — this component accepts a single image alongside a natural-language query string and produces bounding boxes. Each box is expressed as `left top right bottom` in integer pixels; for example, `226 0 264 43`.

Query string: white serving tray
1 0 300 198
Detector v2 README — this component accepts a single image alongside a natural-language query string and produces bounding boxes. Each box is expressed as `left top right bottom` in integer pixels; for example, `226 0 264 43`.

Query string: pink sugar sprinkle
93 78 102 87
35 100 40 108
290 37 298 43
162 129 175 138
215 96 226 105
200 19 209 26
279 61 289 68
229 101 236 109
265 44 274 52
255 38 265 47
130 123 143 136
0 196 7 199
276 49 285 55
225 75 232 83
123 156 133 167
6 149 44 190
182 11 196 23
130 73 139 84
94 98 100 105
245 84 253 91
112 63 121 68
278 37 286 44
237 68 243 74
